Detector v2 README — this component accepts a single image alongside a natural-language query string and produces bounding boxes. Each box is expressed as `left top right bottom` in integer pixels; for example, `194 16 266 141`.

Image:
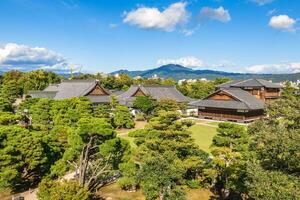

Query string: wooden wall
208 92 235 101
132 88 146 97
198 108 265 122
88 85 108 96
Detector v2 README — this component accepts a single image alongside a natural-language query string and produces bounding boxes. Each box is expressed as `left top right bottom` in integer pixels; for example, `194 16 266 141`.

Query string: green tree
0 97 13 112
154 99 180 114
30 98 53 131
128 111 208 199
0 126 60 191
177 80 215 99
38 179 91 200
206 123 250 198
0 112 20 125
213 77 231 85
19 70 61 94
245 161 300 200
51 98 93 126
245 94 300 198
139 152 186 200
133 96 157 115
93 104 111 118
212 123 249 152
206 147 244 199
0 80 21 103
113 105 135 128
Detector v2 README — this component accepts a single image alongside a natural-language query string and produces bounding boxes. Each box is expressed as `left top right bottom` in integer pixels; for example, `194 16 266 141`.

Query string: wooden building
189 79 282 123
189 87 266 123
117 85 192 107
217 78 282 101
29 79 111 104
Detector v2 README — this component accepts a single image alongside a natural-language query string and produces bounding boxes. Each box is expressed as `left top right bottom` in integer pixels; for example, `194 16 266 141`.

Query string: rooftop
218 78 282 89
190 87 265 110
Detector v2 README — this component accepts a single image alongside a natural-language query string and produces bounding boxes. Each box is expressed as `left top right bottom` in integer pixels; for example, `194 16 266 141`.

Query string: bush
186 180 199 189
135 113 145 121
118 177 137 191
37 179 91 200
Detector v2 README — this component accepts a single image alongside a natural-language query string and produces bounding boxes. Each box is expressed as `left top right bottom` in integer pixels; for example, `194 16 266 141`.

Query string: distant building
117 85 193 107
29 79 111 104
28 80 193 110
190 79 283 123
150 74 160 80
178 78 207 85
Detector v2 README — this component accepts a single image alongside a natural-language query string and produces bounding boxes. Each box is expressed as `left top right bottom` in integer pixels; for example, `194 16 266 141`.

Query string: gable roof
53 79 110 99
218 78 282 89
44 84 60 92
118 85 192 104
190 88 265 110
28 91 57 99
28 79 111 103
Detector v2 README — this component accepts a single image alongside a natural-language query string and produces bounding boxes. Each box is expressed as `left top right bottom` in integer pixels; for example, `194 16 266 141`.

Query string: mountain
111 64 300 82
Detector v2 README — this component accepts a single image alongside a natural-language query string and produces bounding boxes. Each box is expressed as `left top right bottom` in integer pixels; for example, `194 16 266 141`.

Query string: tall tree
0 126 61 191
113 105 134 129
127 111 208 200
133 95 157 115
206 123 250 199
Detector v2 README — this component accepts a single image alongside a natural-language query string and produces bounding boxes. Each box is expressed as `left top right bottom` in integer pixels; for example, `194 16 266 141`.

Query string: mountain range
111 64 300 82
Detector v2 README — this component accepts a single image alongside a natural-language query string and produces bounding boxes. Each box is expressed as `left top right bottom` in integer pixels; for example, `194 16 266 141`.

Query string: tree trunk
79 136 96 186
159 187 164 200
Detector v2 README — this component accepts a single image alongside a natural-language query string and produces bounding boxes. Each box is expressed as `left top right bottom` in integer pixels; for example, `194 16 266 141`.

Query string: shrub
186 180 199 189
135 113 146 121
37 179 91 200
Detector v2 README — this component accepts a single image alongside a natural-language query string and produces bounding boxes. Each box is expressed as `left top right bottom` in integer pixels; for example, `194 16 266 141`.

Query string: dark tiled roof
44 84 59 92
218 79 282 89
54 79 99 99
118 85 192 104
190 99 251 110
28 91 57 99
189 88 265 110
28 79 111 103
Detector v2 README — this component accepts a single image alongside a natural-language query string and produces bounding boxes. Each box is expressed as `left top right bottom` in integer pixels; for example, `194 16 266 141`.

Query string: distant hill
111 64 300 82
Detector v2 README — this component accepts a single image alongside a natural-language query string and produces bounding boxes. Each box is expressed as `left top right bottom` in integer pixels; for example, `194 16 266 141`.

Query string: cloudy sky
0 0 300 74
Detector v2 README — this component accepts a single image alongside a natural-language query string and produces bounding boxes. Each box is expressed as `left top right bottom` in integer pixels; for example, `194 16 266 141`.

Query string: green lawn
189 124 217 153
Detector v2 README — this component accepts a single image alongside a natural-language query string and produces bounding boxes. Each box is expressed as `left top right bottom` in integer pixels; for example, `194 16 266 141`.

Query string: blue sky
0 0 299 74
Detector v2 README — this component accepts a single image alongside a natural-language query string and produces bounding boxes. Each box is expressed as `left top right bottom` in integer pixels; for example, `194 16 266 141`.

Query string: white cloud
123 2 188 32
269 15 296 32
246 62 300 74
0 43 69 72
199 7 231 23
180 29 195 36
157 56 204 68
251 0 274 6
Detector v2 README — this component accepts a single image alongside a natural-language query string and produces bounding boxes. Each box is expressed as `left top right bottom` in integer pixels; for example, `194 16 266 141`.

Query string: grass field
189 124 218 153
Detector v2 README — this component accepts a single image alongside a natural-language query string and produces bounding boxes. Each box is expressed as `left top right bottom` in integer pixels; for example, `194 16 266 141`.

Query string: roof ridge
61 79 97 83
138 85 175 87
231 79 251 86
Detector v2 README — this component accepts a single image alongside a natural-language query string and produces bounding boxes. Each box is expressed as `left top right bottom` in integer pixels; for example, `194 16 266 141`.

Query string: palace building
117 85 193 107
28 78 282 123
29 79 111 104
189 79 282 123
